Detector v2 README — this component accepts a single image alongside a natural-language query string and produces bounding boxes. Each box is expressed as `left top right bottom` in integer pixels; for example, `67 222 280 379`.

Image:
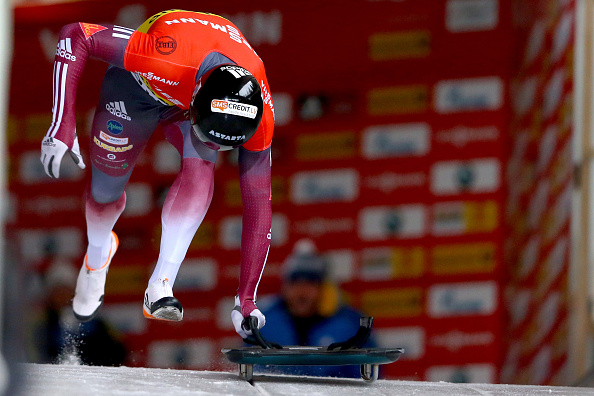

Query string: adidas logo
56 38 76 61
106 101 132 121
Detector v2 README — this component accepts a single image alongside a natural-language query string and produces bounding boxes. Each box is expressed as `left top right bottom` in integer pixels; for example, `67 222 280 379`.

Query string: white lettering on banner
446 0 499 33
435 126 499 147
430 330 495 352
365 172 427 193
362 123 430 159
430 158 501 195
358 205 426 241
294 217 354 238
432 202 465 235
291 169 359 204
434 77 503 113
427 281 498 317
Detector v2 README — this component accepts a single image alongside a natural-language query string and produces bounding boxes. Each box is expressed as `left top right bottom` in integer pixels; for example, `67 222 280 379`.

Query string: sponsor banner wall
10 0 572 384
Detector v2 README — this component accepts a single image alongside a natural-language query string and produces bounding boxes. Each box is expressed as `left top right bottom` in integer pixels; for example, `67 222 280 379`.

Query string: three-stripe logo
56 38 76 62
112 25 135 40
106 101 132 121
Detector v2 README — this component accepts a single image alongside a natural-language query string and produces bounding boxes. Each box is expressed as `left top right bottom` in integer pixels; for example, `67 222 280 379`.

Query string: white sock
148 258 182 287
86 235 112 270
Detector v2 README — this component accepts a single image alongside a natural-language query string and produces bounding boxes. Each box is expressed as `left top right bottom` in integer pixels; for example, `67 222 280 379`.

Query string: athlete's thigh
89 66 164 177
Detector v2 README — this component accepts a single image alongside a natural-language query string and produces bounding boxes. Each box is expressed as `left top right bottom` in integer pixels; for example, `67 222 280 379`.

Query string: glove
41 135 85 178
231 295 266 339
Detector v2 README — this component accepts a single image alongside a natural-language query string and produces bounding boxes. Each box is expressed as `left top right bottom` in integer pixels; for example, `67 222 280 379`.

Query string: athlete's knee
90 184 124 204
89 164 131 203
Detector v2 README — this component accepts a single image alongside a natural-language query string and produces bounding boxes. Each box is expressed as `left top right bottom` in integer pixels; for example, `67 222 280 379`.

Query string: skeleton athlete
40 9 275 338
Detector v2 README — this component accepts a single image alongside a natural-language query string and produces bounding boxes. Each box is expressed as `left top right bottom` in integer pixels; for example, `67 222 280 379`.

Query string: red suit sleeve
45 23 130 148
237 147 272 316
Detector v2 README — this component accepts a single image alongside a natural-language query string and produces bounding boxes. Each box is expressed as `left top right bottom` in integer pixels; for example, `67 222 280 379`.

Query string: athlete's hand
40 135 85 178
231 295 266 339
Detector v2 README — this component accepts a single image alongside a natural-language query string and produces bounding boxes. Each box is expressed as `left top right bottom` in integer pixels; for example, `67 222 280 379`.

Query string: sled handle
242 316 283 349
327 316 374 351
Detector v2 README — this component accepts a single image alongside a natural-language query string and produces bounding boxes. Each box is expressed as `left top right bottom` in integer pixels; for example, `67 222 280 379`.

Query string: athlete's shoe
72 231 119 322
143 278 183 321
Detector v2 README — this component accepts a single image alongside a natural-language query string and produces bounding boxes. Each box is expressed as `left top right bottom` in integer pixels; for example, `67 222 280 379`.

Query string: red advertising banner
10 0 573 384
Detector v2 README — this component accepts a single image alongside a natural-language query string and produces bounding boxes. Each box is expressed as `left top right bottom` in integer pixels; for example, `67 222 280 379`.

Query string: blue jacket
257 297 376 378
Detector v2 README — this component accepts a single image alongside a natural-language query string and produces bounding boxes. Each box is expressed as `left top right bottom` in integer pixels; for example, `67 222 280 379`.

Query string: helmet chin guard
190 65 263 151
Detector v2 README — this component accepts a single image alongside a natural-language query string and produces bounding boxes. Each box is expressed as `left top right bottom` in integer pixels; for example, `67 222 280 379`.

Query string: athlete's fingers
70 135 86 170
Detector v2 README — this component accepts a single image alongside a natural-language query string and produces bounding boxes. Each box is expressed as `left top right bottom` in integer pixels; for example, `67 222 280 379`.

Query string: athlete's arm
46 23 132 147
236 146 272 319
41 23 133 177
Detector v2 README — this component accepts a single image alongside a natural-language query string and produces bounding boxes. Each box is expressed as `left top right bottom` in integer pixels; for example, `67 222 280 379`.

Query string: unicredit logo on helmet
211 99 258 119
208 130 246 142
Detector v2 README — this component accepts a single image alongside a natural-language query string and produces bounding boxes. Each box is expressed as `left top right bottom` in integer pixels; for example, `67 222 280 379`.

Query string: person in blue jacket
258 239 376 378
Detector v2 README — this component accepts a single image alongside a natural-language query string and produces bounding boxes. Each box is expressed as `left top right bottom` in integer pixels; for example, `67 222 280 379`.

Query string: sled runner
222 317 404 383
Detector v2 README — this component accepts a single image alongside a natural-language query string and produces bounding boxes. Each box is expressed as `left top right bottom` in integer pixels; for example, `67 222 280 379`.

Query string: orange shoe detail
85 231 119 271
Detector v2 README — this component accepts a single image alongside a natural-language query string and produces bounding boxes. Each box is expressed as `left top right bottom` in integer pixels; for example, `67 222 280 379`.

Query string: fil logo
106 101 131 121
56 38 76 61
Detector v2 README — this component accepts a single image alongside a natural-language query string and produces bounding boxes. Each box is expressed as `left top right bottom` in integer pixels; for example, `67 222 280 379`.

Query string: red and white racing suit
45 10 274 318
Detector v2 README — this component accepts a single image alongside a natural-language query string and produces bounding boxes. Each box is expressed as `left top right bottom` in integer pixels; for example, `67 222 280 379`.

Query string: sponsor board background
10 0 573 385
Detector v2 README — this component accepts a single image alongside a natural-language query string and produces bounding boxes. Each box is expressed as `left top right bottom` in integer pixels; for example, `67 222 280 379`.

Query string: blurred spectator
31 260 126 366
258 239 375 378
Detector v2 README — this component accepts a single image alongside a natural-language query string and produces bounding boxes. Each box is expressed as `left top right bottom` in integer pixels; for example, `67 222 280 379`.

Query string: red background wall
9 0 574 384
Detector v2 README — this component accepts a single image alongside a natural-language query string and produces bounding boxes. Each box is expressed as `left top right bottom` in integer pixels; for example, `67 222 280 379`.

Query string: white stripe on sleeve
112 33 131 40
252 245 270 301
48 63 68 138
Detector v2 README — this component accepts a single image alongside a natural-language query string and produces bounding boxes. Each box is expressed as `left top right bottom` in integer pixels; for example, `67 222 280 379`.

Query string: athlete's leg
148 120 217 287
85 66 165 270
74 67 166 321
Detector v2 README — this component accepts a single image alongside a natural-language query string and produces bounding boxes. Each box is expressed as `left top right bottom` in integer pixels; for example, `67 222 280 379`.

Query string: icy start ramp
19 363 594 396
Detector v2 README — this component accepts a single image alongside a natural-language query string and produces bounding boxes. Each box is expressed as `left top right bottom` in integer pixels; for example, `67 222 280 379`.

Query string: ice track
19 363 594 396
